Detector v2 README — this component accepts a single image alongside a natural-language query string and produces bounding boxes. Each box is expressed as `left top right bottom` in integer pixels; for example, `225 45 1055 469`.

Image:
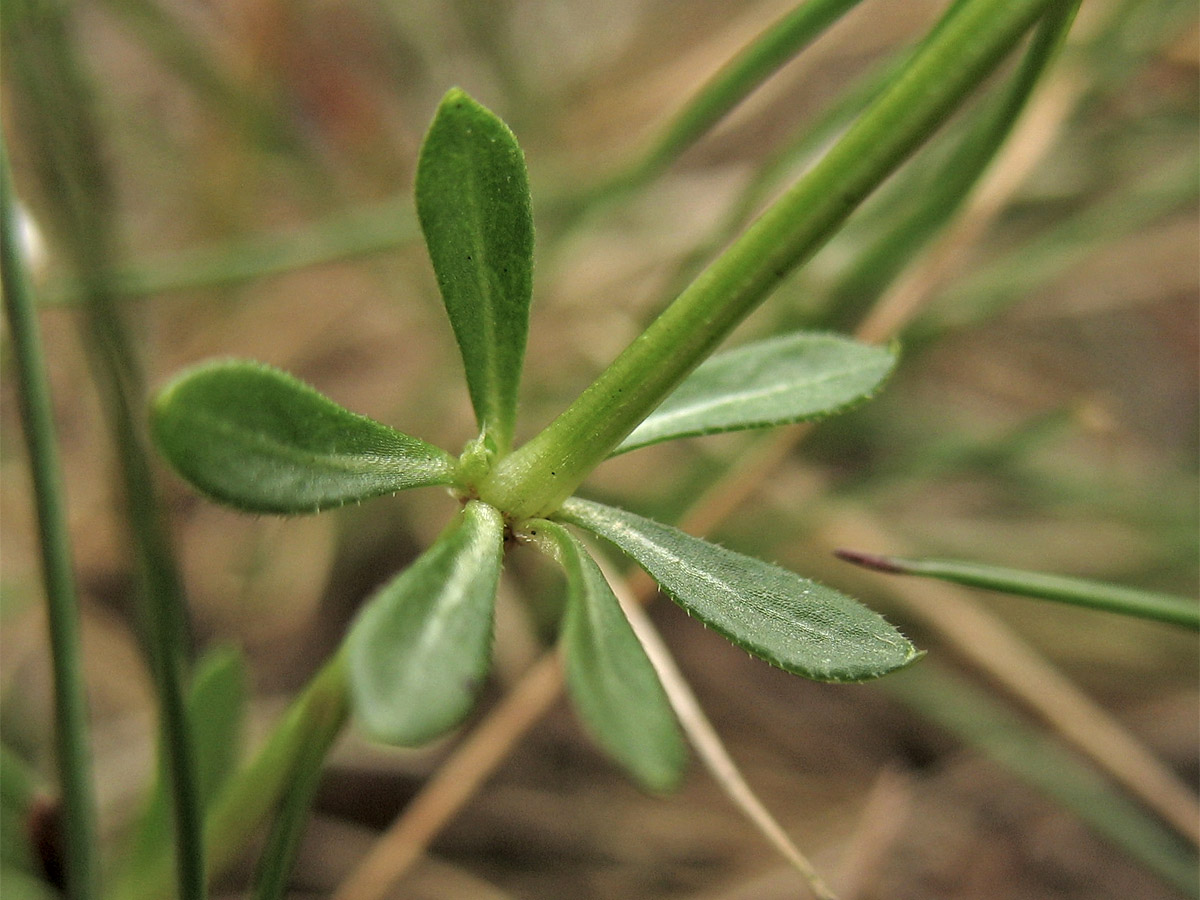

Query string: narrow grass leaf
416 88 533 453
624 0 866 186
836 550 1199 629
558 499 919 682
532 520 687 793
348 502 504 746
151 360 456 514
614 332 895 454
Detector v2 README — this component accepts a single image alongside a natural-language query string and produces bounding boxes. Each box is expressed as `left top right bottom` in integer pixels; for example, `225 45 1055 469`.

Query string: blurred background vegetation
2 0 1197 897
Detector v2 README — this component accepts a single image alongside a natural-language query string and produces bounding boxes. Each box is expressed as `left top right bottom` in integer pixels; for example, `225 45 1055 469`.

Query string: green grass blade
0 134 100 900
97 0 300 153
347 501 504 745
5 5 206 893
151 360 457 514
819 0 1080 332
558 498 921 682
614 333 896 454
44 200 418 304
622 0 868 187
529 520 688 793
416 88 534 454
837 550 1199 629
883 664 1200 897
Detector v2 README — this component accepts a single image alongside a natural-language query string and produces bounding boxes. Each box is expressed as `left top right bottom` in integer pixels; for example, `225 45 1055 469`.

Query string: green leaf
614 332 896 454
347 501 504 745
151 360 456 514
416 88 534 454
112 647 247 896
530 520 687 793
557 498 920 682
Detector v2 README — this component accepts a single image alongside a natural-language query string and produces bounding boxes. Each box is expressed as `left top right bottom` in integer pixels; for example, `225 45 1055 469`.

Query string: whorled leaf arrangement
152 88 918 790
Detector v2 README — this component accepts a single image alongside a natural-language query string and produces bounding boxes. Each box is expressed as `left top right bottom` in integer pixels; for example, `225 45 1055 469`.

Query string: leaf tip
834 547 906 574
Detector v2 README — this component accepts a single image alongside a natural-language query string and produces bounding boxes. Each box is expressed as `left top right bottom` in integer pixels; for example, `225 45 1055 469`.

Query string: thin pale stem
607 556 839 900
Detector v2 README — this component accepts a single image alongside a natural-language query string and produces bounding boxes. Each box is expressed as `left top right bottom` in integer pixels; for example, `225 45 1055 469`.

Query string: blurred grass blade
531 521 687 793
837 550 1199 629
0 136 100 900
5 3 206 893
348 502 504 745
416 88 533 454
113 648 247 897
614 332 895 454
111 658 351 900
152 360 456 514
45 200 418 304
251 656 349 900
914 149 1199 343
819 0 1080 332
558 498 921 681
883 664 1200 897
97 0 300 153
622 0 866 187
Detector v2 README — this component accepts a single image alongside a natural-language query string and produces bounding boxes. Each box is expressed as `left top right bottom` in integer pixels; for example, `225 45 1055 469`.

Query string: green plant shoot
152 88 914 789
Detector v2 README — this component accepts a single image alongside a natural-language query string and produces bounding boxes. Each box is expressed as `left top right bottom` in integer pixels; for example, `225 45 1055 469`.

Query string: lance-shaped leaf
347 501 504 745
152 360 456 514
416 88 534 453
557 498 919 682
614 332 895 454
532 520 687 793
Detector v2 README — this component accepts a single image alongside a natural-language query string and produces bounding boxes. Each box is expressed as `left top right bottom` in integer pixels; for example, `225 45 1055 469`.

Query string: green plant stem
0 134 100 900
5 1 205 893
835 550 1199 629
115 654 350 900
480 0 1067 519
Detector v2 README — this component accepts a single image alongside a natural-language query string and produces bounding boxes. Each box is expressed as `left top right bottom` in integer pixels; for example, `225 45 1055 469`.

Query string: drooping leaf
557 498 920 682
531 520 687 793
151 360 456 514
347 501 504 745
615 332 896 454
416 88 533 453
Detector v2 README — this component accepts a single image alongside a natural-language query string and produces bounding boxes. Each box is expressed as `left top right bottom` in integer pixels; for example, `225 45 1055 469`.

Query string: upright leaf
416 88 534 454
152 360 456 514
531 520 687 793
557 498 919 682
113 648 247 896
347 501 504 745
614 332 896 454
